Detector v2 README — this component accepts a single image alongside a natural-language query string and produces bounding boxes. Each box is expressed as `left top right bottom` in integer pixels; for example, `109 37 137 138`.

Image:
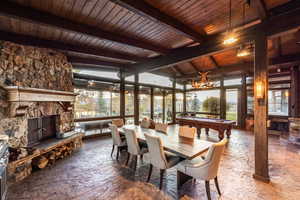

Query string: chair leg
205 180 211 200
214 176 221 195
111 145 115 157
159 169 165 189
125 152 130 166
147 164 153 182
116 147 120 160
133 155 137 171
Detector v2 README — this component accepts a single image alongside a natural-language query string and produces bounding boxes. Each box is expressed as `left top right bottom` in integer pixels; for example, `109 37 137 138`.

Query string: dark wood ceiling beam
68 56 127 68
250 0 268 19
73 65 120 72
112 0 205 42
0 30 144 62
173 65 185 76
177 52 300 80
176 62 253 80
127 4 300 74
209 56 220 68
0 1 169 54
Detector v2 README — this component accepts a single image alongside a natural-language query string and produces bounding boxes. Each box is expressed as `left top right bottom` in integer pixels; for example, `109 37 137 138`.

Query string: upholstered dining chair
179 126 196 139
124 128 148 171
109 124 127 161
144 133 180 189
155 123 168 133
176 138 228 200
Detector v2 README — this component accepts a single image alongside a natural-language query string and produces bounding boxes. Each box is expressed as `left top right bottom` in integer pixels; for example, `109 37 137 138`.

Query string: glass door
164 90 173 123
153 88 163 123
225 88 238 122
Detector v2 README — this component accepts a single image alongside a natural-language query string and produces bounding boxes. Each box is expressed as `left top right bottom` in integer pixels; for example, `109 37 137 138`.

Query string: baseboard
253 173 270 183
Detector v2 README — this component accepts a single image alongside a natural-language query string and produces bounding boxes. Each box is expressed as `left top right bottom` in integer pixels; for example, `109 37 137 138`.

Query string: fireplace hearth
28 115 58 146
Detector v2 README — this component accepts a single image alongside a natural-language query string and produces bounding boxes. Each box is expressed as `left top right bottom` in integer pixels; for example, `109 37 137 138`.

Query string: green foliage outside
202 97 220 113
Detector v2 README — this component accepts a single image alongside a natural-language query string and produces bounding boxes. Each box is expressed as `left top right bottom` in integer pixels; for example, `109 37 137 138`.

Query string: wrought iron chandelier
191 72 215 89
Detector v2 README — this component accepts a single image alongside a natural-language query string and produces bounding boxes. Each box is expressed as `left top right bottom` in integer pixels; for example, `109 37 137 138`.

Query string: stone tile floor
8 127 300 200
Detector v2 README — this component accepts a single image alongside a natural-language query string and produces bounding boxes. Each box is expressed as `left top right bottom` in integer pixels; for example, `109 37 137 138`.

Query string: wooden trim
172 80 176 123
251 0 268 19
150 87 154 119
120 72 125 120
4 86 76 102
241 74 247 128
74 116 125 122
134 74 139 125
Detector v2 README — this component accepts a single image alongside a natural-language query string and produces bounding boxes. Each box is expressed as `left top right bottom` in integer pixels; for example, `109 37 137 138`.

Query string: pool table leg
205 128 209 135
197 128 201 137
226 128 231 138
218 130 224 140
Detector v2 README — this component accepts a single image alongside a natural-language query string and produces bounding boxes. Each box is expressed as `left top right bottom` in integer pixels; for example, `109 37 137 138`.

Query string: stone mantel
4 86 77 102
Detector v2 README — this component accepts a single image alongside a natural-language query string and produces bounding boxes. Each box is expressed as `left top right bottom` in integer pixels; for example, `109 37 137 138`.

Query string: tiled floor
8 127 300 200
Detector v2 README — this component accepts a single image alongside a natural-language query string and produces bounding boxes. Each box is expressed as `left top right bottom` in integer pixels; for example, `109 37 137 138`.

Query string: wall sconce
255 81 264 99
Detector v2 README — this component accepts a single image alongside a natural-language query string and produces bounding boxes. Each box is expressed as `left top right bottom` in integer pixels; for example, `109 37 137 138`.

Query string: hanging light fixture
191 72 215 89
223 0 238 45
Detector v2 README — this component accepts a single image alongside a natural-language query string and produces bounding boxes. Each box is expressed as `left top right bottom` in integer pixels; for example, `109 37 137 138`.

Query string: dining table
118 124 214 188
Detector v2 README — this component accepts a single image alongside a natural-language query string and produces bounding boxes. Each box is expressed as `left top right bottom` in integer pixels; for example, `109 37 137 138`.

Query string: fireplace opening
27 115 58 146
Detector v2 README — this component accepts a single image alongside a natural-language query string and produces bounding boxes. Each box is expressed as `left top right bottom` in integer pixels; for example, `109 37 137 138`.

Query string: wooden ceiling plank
250 0 268 19
173 65 185 76
189 62 200 72
0 30 145 62
0 0 169 54
127 4 300 74
112 0 205 42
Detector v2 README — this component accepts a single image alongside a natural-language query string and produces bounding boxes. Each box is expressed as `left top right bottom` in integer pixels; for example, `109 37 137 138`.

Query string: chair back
141 118 151 128
155 123 168 133
112 118 124 127
144 133 168 169
202 138 227 179
124 129 141 155
179 126 196 139
109 124 122 146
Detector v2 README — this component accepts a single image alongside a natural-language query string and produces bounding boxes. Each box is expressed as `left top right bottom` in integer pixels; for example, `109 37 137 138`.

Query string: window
125 85 134 116
153 88 163 123
139 86 151 121
176 93 184 115
224 78 242 86
139 73 173 87
75 86 120 119
165 90 173 123
186 90 220 114
268 89 289 116
247 89 289 116
176 83 184 90
74 69 120 80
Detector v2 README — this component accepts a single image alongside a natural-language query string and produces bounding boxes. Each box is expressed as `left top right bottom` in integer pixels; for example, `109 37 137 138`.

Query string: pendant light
223 0 238 45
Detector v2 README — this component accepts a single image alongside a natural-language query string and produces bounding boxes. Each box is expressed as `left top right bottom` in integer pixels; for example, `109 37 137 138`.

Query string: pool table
176 117 235 140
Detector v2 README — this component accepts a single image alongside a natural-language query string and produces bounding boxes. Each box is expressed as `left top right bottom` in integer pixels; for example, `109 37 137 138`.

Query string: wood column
172 79 176 124
120 71 125 121
291 66 300 117
134 74 139 125
163 90 166 123
150 87 154 120
220 78 226 119
253 32 270 182
240 74 247 128
183 84 187 114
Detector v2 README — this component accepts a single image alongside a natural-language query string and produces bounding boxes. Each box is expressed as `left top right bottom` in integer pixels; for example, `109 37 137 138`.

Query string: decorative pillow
179 126 196 139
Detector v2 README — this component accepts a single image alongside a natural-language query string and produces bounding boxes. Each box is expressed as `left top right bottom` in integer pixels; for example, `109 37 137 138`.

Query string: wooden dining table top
119 125 214 160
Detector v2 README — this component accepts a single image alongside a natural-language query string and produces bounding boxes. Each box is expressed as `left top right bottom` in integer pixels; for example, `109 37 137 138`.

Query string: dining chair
124 128 148 171
141 118 151 128
109 124 127 161
144 133 180 189
176 138 228 200
179 126 196 139
112 118 124 127
155 123 168 133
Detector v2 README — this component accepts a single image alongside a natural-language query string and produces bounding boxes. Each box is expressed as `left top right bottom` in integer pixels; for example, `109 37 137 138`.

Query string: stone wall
0 41 74 148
